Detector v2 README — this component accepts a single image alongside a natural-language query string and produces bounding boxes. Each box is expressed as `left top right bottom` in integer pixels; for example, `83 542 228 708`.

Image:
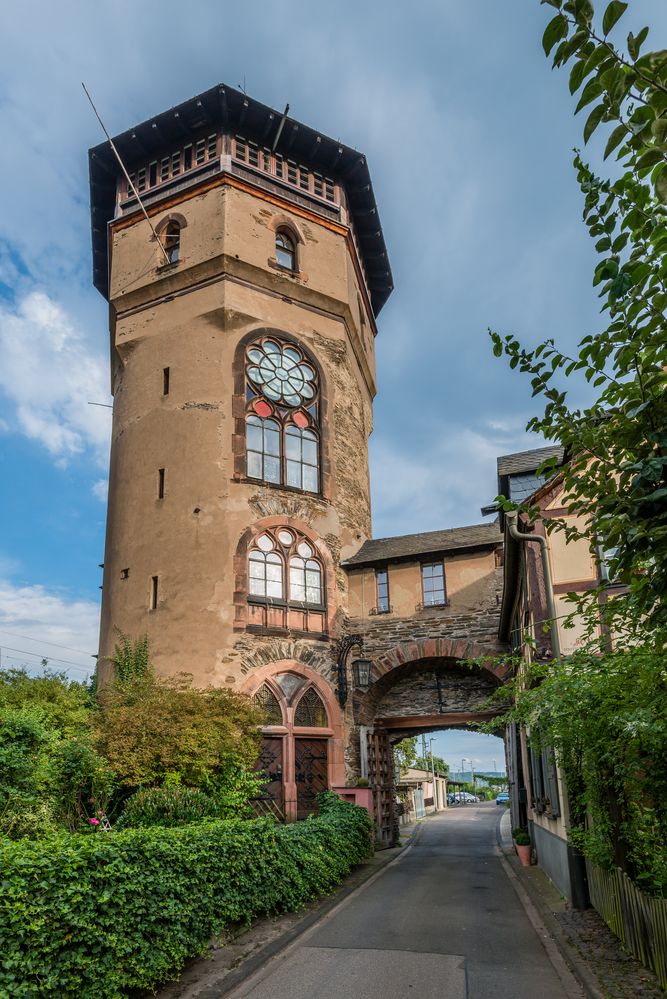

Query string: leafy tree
491 0 667 641
0 668 93 738
486 649 667 895
392 737 417 771
414 754 449 775
96 668 264 792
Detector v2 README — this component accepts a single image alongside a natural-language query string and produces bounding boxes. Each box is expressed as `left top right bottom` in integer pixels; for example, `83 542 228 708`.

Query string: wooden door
255 737 285 819
295 738 329 819
368 730 397 847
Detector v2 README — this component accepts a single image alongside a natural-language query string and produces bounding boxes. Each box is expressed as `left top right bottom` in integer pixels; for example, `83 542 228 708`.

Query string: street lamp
334 634 372 708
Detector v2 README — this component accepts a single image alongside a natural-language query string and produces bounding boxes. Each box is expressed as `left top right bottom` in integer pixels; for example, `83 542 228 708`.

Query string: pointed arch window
294 687 328 727
275 230 296 271
244 336 320 494
253 683 284 725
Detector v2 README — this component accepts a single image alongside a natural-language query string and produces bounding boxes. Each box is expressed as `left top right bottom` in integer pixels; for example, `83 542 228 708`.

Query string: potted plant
512 827 532 867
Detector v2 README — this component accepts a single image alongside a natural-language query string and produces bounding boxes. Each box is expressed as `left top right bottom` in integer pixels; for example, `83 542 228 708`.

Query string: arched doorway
243 662 345 821
356 645 508 845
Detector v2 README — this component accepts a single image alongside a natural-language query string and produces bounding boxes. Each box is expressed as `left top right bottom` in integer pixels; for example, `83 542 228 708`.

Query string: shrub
0 793 372 997
513 829 531 846
117 786 220 828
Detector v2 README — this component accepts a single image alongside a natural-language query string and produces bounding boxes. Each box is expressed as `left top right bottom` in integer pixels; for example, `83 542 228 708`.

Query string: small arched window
244 336 320 494
160 220 181 264
275 230 296 271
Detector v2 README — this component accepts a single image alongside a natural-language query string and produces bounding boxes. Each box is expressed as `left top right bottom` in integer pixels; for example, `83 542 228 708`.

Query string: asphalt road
228 803 582 999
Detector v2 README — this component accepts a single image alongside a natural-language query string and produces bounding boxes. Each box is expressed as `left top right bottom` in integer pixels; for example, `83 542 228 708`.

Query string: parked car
496 792 510 805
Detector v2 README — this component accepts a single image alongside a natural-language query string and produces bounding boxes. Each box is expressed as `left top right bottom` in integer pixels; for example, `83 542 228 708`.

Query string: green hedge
0 792 372 997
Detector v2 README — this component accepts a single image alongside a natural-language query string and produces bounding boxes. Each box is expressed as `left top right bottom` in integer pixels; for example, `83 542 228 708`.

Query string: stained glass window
294 687 328 727
253 684 283 725
244 336 320 494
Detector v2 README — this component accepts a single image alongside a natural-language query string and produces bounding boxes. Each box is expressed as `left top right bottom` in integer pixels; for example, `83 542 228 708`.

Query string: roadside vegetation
0 639 373 995
489 0 667 897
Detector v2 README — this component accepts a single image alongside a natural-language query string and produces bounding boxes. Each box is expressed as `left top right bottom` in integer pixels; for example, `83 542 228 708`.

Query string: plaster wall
347 549 501 619
99 180 375 689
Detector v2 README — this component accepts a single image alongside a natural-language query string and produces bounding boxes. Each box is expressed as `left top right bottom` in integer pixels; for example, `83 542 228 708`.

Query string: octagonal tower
89 85 392 703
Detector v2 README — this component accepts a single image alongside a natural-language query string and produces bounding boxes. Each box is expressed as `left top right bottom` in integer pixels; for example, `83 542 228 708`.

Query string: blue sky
0 0 665 768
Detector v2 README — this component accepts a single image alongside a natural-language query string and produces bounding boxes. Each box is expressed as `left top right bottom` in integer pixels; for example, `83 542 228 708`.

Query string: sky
0 0 665 768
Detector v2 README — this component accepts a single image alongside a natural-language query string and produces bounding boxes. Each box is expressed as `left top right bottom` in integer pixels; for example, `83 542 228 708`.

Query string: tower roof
88 83 393 315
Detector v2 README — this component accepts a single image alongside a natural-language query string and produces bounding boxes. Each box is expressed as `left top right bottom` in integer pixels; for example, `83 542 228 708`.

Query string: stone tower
89 85 392 799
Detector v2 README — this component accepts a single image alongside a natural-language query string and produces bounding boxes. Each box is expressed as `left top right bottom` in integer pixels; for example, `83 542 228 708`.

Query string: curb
495 814 604 999
159 823 422 999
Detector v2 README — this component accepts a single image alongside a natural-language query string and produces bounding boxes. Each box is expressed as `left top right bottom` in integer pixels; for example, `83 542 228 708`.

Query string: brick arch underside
356 639 510 729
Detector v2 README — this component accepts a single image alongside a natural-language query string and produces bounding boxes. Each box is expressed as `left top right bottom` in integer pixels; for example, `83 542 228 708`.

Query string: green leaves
543 13 568 55
584 102 607 143
602 1 627 36
628 25 649 61
0 795 372 996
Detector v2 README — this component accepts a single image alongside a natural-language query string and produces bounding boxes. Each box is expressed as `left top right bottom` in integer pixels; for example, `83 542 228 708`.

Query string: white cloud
0 291 111 464
92 478 108 501
370 418 540 537
0 577 100 679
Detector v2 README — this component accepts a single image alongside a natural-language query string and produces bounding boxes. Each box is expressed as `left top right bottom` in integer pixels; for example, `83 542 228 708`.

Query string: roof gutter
506 511 561 660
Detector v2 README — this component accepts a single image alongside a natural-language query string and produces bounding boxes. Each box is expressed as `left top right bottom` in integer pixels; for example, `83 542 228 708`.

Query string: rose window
247 340 316 408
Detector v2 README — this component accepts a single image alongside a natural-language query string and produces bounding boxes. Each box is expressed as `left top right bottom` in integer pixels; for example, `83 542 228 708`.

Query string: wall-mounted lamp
335 634 372 708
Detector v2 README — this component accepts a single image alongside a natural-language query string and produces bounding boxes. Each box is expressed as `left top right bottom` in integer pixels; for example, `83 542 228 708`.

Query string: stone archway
242 660 345 821
355 641 509 845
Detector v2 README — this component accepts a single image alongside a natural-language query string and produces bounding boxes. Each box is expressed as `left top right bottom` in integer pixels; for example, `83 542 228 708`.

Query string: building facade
90 85 510 836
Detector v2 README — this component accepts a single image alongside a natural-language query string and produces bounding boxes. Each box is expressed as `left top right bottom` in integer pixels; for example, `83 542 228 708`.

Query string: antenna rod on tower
82 82 170 265
271 104 290 153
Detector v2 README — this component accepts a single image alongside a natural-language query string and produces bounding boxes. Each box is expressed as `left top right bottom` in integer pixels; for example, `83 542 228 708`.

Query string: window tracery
247 529 324 608
294 687 328 727
244 336 320 494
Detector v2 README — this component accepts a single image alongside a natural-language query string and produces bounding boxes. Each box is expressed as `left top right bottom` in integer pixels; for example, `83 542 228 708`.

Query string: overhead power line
0 644 94 674
0 628 95 657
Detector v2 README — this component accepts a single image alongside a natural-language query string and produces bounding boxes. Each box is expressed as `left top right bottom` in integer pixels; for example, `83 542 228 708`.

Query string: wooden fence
586 860 667 990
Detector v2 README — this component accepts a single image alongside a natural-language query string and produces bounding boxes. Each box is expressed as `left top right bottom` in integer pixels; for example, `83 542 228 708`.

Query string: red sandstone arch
371 638 512 684
241 660 345 820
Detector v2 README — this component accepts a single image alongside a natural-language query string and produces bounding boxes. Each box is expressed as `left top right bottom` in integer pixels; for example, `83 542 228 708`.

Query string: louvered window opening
234 135 337 204
124 133 219 200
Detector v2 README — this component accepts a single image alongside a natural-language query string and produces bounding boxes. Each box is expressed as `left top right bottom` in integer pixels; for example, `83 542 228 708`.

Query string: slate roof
496 446 564 477
89 83 392 314
343 523 502 567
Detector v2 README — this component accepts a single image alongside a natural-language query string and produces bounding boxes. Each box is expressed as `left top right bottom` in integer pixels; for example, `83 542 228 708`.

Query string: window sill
246 624 329 641
233 475 327 502
247 596 326 613
155 260 180 274
415 601 449 612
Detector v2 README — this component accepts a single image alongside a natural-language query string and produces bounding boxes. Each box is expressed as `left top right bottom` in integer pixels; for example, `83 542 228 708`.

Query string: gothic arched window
245 336 320 494
253 683 284 725
248 530 324 608
275 230 296 270
294 687 328 727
